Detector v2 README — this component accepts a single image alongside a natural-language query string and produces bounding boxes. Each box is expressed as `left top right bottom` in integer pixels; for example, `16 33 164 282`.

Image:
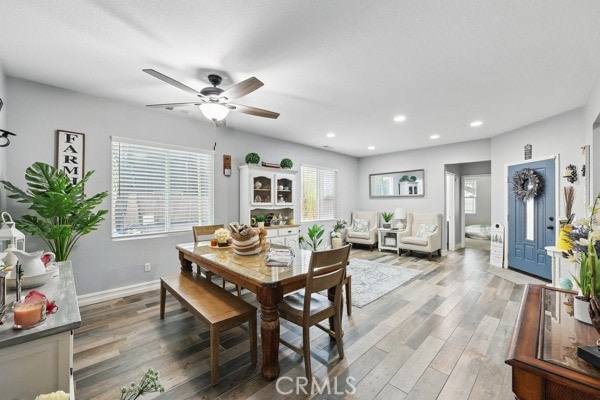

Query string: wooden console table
506 284 600 399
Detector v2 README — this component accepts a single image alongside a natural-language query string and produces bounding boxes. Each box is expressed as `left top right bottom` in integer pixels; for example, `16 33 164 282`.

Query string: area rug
347 258 422 307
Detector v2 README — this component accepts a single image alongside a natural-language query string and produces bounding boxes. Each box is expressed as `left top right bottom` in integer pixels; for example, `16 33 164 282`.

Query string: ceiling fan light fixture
199 103 230 121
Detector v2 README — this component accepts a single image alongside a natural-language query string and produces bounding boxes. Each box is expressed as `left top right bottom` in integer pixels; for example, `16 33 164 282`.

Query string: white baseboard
77 279 160 307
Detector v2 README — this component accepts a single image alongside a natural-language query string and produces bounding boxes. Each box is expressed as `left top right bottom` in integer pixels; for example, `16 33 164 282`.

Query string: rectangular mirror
369 169 425 198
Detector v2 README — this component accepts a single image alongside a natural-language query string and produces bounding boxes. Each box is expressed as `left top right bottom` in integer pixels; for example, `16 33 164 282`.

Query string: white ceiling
1 1 600 157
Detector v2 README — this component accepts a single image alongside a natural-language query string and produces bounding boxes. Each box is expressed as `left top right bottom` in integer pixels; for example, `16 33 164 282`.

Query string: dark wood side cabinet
506 284 600 399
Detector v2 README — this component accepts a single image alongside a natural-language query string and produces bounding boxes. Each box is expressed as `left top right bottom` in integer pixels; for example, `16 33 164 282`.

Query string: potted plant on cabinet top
565 192 600 325
381 211 394 229
280 158 293 169
245 152 260 165
1 162 108 262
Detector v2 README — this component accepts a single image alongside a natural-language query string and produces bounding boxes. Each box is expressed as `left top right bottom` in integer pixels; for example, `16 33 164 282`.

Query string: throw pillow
353 218 370 232
416 224 437 238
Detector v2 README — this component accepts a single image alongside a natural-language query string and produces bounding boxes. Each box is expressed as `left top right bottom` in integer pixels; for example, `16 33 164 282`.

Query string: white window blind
301 165 337 221
464 178 477 214
111 137 214 238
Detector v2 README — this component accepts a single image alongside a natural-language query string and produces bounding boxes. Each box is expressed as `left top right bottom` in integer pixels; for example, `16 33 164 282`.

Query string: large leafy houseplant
1 162 108 261
299 224 324 251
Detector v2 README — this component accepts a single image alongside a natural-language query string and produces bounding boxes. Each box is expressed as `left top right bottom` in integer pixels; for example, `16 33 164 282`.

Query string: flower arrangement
214 228 230 244
35 391 69 400
565 192 600 301
331 219 347 237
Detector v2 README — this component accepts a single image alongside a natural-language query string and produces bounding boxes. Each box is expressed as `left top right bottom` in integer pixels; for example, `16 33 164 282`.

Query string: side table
378 228 403 254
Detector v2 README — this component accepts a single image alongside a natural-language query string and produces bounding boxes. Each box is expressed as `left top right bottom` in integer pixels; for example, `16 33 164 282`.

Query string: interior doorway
463 174 492 251
445 171 456 251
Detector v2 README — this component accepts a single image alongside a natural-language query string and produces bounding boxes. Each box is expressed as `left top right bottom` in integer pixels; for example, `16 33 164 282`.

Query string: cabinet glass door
275 175 293 205
252 173 273 205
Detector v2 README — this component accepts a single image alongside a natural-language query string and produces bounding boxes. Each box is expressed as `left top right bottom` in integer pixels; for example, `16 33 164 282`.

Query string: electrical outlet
144 262 151 272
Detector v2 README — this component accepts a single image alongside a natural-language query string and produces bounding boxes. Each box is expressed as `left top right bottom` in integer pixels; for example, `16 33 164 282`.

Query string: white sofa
346 210 379 250
398 212 443 260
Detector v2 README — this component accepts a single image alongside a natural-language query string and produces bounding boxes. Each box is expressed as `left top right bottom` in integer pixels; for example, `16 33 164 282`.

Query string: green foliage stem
300 224 324 251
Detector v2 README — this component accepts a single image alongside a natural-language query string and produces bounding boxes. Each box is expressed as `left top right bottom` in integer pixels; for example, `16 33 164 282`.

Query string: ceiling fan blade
220 77 264 101
230 103 280 119
143 69 207 99
146 102 202 109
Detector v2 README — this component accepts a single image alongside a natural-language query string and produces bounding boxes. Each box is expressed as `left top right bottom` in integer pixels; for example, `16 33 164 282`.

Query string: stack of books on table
266 248 294 267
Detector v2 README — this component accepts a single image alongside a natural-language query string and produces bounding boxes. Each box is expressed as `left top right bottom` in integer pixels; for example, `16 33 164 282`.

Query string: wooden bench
160 272 257 385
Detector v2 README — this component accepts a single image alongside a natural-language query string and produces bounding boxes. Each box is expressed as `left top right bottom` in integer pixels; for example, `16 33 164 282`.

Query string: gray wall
358 139 492 217
5 77 358 294
489 107 588 229
0 65 6 210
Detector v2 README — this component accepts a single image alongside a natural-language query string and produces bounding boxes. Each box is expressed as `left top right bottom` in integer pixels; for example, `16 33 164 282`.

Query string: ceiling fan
143 69 279 124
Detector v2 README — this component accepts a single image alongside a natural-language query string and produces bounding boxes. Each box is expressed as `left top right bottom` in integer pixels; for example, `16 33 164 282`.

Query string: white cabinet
240 165 298 226
266 227 300 247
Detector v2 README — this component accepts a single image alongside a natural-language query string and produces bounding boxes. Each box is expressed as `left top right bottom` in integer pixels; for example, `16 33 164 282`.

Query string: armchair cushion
416 224 438 238
401 236 429 246
347 230 370 239
353 218 370 232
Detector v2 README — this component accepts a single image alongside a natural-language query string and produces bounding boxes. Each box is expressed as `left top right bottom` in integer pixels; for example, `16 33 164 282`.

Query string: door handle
546 225 554 230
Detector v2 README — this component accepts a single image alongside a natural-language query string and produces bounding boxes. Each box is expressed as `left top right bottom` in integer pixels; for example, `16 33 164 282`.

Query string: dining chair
192 224 242 296
278 244 351 381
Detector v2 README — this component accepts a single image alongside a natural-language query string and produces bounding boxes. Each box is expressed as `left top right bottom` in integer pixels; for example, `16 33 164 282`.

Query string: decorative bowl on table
7 264 59 289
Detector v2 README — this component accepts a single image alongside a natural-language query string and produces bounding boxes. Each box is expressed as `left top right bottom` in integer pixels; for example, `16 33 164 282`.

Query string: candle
14 301 44 327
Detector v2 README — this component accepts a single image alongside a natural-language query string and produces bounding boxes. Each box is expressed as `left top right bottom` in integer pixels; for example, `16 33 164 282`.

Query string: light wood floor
74 247 535 399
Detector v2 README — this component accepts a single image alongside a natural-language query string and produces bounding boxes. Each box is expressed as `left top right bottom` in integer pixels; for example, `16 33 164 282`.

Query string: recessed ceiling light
430 134 440 139
393 115 406 122
368 146 375 150
470 120 483 127
326 132 335 138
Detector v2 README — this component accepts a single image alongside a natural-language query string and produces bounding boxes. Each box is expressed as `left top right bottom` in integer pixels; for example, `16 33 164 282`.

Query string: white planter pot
331 237 342 249
574 296 592 325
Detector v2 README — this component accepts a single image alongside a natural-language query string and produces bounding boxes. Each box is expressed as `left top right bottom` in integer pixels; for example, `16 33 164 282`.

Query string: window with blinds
111 137 214 238
464 178 477 214
301 165 337 222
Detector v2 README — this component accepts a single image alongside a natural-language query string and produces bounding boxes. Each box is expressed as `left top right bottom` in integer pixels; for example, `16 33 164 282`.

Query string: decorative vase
331 237 342 249
574 296 592 325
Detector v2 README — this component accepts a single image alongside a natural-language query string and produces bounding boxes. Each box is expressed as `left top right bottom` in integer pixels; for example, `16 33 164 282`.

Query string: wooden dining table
176 242 317 381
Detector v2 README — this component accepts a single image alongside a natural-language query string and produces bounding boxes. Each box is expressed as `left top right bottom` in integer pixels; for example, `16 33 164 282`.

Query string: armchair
398 213 443 260
346 210 379 250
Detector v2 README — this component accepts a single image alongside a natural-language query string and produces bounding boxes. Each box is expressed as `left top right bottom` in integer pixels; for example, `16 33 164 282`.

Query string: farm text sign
56 130 85 185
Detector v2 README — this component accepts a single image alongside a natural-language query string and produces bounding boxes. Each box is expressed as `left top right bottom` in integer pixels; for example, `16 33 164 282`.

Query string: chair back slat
304 245 351 313
193 224 225 242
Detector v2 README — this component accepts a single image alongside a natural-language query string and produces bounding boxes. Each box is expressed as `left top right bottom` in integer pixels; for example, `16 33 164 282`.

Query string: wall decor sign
524 144 532 160
55 130 85 185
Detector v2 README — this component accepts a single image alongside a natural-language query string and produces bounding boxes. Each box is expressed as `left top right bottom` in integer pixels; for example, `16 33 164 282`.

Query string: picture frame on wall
56 130 85 185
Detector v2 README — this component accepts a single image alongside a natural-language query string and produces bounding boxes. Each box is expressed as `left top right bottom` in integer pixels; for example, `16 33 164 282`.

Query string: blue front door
507 159 555 280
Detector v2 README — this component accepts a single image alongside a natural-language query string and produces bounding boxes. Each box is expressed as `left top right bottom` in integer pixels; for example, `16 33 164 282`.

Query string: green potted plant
566 192 600 324
256 214 266 227
245 152 260 164
280 158 293 169
299 224 324 251
331 219 347 249
1 162 108 261
381 211 394 229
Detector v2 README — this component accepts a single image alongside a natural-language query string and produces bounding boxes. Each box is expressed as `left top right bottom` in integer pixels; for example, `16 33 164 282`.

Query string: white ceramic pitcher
10 249 55 277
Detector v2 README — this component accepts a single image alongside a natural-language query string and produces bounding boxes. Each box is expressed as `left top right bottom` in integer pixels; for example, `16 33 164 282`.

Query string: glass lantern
0 212 26 252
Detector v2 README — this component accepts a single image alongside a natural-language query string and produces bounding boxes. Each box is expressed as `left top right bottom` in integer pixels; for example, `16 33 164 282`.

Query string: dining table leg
179 251 192 272
257 285 283 381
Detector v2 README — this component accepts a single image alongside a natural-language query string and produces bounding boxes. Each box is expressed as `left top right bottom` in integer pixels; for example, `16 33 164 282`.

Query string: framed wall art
56 130 85 185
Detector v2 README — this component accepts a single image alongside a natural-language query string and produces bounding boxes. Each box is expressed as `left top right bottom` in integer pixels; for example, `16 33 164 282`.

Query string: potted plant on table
331 219 347 249
1 162 108 262
565 192 600 325
299 224 324 251
381 211 394 229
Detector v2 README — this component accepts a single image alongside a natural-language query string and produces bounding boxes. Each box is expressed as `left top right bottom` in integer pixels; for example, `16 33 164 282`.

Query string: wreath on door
511 168 543 202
